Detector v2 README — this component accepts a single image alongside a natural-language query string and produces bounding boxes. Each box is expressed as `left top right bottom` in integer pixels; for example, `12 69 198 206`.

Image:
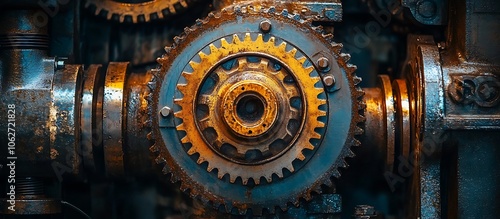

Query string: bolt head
160 106 171 117
259 20 272 33
317 57 330 70
323 75 335 87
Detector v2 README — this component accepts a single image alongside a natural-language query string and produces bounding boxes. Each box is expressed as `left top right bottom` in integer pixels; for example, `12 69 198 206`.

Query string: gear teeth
268 6 276 13
356 89 365 99
341 160 349 168
354 126 364 135
297 152 306 161
232 34 242 44
156 57 167 64
217 171 226 179
288 48 297 57
331 42 343 54
146 132 153 140
195 18 204 26
292 13 300 21
196 157 206 164
155 156 166 164
161 165 171 176
322 179 333 187
242 177 249 185
323 33 334 42
220 38 230 48
353 138 361 147
207 163 215 172
149 143 159 153
346 64 357 74
275 170 284 178
229 175 237 183
173 36 182 44
297 56 307 65
340 53 351 63
147 81 156 90
244 33 252 42
265 175 272 183
317 121 326 128
346 148 356 158
332 169 341 178
281 9 289 17
186 145 196 155
277 42 287 51
353 76 362 85
180 182 189 192
304 143 315 150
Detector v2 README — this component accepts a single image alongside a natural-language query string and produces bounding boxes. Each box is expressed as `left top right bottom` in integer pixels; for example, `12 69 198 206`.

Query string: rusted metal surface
0 199 61 215
123 71 156 176
50 64 84 176
81 64 105 174
392 79 410 161
102 62 128 177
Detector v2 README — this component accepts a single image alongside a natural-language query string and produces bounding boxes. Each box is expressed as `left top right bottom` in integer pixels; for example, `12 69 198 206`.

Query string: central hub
222 80 278 137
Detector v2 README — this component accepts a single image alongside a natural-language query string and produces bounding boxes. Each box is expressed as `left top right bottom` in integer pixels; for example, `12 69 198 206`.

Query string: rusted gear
174 34 326 184
150 4 364 215
84 0 194 23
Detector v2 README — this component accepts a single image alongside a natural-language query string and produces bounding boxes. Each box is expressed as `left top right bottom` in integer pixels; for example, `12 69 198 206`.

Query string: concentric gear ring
174 33 327 185
85 0 194 23
150 5 365 214
198 56 302 157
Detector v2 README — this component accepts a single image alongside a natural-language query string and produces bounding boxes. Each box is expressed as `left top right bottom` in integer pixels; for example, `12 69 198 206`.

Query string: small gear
174 33 327 185
84 0 194 23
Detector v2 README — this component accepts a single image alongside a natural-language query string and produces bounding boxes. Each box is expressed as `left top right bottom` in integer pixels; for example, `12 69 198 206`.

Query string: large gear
150 4 365 215
84 0 195 23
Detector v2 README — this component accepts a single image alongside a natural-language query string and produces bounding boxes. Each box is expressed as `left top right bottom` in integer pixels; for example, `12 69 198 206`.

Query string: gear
84 0 194 23
150 4 364 215
174 33 326 185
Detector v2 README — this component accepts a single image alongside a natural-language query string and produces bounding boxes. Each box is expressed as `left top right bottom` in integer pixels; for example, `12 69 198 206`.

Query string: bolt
417 0 437 18
259 20 272 33
317 57 330 70
323 75 335 87
160 106 172 117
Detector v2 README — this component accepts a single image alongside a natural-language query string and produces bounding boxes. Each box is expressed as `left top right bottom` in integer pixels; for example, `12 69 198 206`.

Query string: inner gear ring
174 33 327 184
195 55 304 165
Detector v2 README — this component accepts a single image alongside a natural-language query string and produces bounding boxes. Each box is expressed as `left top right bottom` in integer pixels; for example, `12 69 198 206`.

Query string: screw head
317 57 330 70
160 106 171 117
323 74 335 87
259 20 272 33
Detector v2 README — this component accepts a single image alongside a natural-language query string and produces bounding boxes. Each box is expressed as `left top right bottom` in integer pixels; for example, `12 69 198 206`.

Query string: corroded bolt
317 57 330 70
160 106 171 117
259 20 272 33
323 74 335 87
